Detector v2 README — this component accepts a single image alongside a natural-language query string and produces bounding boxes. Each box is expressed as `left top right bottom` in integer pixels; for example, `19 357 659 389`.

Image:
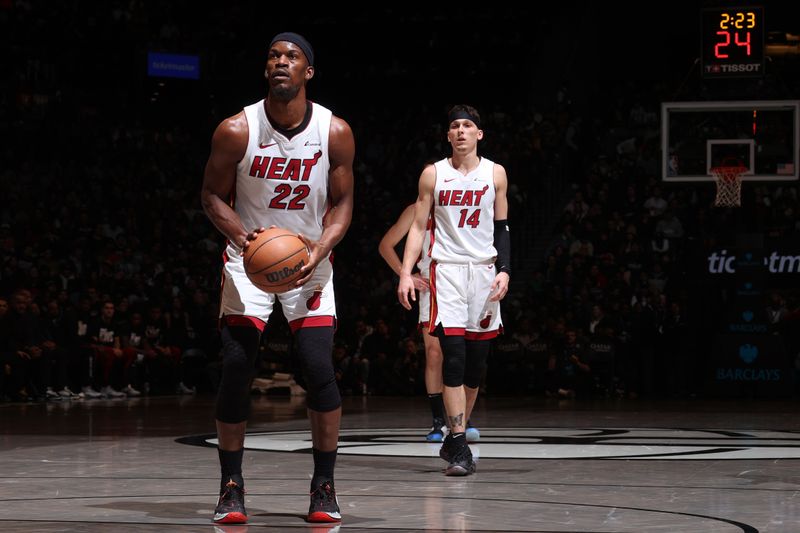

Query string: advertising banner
711 334 791 397
147 52 200 80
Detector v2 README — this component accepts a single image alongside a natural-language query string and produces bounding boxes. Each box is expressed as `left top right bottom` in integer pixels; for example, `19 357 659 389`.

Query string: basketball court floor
1 394 797 532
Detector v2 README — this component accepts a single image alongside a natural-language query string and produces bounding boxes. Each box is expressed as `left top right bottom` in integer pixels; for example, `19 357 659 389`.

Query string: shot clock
701 6 764 78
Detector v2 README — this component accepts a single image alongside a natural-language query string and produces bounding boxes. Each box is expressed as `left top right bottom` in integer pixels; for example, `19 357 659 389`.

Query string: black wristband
493 219 511 276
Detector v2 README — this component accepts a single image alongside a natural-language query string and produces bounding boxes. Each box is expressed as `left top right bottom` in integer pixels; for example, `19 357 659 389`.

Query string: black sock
450 432 467 448
428 393 445 421
218 448 244 489
311 448 337 489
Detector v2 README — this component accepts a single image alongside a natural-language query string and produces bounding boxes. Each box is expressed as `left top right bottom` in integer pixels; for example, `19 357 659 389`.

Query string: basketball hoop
711 163 746 207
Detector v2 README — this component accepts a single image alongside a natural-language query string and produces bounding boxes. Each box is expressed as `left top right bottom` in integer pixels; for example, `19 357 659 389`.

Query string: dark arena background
2 2 800 532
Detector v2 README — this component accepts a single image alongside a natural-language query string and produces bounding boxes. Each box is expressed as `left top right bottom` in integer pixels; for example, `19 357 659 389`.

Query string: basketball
243 228 310 293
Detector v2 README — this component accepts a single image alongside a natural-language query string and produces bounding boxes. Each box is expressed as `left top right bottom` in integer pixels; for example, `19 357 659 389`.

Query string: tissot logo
705 63 762 73
177 428 800 460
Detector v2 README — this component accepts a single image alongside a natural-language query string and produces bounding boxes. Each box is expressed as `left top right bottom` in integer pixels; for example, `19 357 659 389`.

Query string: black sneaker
426 418 447 442
307 480 341 523
445 443 476 476
439 433 456 462
466 420 480 442
213 478 247 524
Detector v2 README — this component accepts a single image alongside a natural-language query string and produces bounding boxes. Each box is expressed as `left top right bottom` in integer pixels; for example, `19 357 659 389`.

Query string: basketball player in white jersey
379 200 482 443
398 105 510 476
201 32 354 524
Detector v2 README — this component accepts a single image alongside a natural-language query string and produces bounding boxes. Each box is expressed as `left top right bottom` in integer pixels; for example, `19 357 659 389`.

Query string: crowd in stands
2 2 799 403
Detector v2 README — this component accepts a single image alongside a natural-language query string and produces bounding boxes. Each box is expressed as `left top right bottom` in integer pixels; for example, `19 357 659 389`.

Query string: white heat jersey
430 157 497 263
226 100 332 260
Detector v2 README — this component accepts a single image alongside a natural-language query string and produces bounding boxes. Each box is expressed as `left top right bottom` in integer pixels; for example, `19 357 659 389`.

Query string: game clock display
701 6 764 78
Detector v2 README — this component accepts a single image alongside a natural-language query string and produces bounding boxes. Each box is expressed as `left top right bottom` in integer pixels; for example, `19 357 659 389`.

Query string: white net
712 166 745 207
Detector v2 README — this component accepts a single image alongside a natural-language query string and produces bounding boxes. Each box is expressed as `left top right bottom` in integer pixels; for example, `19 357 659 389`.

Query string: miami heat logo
306 286 323 310
480 314 492 329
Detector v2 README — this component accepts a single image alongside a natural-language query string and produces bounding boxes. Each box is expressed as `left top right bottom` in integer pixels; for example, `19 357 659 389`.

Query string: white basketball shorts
429 261 502 339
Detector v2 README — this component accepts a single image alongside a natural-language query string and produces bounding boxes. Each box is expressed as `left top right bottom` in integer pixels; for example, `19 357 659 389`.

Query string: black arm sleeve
493 219 511 275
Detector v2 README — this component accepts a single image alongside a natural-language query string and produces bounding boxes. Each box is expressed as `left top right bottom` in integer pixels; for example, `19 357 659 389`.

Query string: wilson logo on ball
265 259 306 282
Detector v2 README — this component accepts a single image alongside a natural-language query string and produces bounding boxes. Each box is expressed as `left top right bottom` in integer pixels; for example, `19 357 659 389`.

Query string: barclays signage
727 310 767 333
739 343 758 363
716 344 782 381
713 335 790 396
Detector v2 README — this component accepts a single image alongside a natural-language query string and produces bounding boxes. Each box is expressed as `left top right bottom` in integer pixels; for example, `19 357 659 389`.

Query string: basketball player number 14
458 208 481 229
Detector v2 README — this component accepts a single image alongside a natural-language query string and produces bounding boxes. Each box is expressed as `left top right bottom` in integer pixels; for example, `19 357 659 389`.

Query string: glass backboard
662 100 799 181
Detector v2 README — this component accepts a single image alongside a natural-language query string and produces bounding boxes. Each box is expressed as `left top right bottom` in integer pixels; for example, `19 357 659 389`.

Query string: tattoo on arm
448 413 464 428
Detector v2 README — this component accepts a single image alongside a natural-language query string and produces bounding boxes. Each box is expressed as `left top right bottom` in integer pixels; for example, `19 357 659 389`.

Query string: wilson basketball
243 228 309 293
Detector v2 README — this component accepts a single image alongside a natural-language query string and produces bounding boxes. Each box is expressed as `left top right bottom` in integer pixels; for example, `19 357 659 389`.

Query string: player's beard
271 83 300 102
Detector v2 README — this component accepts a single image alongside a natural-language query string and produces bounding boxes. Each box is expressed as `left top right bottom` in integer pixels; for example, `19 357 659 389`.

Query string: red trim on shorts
222 315 267 332
428 262 438 335
442 327 466 336
465 329 501 340
289 315 335 332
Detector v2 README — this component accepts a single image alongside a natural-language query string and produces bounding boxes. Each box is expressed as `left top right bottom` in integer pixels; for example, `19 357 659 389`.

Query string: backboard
662 100 799 182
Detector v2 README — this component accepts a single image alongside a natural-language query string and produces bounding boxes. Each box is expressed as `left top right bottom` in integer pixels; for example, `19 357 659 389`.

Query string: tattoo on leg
448 413 463 428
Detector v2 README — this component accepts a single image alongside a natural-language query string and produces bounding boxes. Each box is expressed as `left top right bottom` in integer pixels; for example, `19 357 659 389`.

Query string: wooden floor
1 393 798 532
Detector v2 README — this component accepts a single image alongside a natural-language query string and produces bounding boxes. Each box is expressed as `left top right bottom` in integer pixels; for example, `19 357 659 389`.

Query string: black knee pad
464 339 490 389
437 333 466 387
215 325 261 424
295 326 340 412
